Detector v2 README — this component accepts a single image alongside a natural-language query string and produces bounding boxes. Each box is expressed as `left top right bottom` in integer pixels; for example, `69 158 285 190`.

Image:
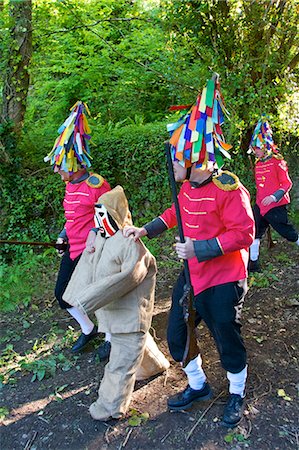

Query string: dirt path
0 237 298 449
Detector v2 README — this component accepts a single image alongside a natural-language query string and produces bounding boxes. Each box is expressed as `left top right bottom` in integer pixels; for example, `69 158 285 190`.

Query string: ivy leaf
224 433 234 443
128 416 142 427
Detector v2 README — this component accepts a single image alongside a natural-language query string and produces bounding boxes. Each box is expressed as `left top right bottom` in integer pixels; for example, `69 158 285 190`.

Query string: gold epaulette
86 173 104 188
273 153 284 160
212 170 240 191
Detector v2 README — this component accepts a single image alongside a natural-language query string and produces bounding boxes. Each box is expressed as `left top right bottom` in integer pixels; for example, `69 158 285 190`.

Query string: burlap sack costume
63 186 169 420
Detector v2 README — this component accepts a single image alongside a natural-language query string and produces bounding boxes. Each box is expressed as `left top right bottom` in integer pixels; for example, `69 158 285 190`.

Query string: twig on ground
238 417 252 439
150 326 160 341
38 416 49 424
273 338 293 358
24 431 38 450
104 426 112 444
163 369 169 387
161 430 171 443
252 382 272 405
120 428 133 448
185 391 224 441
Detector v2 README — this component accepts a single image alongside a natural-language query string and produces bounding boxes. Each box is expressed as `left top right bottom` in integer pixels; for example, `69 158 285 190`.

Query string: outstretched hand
175 236 195 260
123 226 147 241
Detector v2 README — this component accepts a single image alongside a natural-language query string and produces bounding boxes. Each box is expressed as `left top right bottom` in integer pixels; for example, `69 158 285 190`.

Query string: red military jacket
63 173 111 260
159 173 254 296
255 155 292 216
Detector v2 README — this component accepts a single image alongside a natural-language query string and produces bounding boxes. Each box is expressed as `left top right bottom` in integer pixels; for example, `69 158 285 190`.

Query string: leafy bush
0 252 58 312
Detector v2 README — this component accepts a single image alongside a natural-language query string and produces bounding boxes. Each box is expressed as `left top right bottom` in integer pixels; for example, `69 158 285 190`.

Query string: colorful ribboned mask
44 101 92 174
94 204 119 238
167 74 232 170
248 117 278 156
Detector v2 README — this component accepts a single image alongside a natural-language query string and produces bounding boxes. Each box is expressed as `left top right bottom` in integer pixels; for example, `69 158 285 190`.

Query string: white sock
183 354 206 390
227 365 247 397
105 332 111 342
250 238 260 261
66 307 94 335
295 236 299 246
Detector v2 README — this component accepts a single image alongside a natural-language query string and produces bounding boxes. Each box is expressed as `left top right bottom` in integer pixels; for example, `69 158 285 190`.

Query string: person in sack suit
63 186 169 421
44 101 112 357
248 118 299 272
124 76 255 427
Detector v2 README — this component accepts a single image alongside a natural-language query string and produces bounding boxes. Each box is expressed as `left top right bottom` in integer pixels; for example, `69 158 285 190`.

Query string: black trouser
167 271 247 374
55 249 81 309
253 204 298 242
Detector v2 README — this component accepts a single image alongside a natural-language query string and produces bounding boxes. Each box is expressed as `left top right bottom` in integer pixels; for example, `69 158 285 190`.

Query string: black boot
222 394 244 427
97 341 111 362
248 259 261 273
71 325 98 353
167 382 212 411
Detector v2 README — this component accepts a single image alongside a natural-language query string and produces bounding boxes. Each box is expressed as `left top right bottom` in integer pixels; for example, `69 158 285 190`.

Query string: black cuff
58 229 68 241
272 189 284 202
194 238 223 262
144 217 167 239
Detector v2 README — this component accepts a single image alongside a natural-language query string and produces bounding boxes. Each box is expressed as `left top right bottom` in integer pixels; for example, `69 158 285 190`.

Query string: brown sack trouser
90 331 169 420
90 332 147 420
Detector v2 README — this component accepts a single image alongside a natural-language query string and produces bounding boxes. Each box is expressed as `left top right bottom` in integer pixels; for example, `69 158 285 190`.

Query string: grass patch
0 250 58 313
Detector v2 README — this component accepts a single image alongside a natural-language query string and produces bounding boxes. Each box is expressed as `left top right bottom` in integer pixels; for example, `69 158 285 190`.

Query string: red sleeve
275 159 292 193
159 184 186 228
217 186 255 254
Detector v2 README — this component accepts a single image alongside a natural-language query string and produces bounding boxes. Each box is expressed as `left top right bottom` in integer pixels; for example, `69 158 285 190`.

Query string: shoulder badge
273 153 284 160
86 173 104 188
212 170 240 191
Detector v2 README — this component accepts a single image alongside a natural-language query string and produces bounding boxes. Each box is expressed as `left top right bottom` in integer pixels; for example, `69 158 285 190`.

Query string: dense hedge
1 120 298 262
92 122 171 223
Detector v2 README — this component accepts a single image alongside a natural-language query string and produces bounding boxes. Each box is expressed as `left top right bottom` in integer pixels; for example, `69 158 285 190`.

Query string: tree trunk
1 0 32 134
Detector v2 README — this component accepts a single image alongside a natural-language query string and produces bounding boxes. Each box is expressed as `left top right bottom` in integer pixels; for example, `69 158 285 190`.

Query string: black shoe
98 341 111 362
71 325 98 353
248 259 261 273
222 394 244 427
167 382 212 411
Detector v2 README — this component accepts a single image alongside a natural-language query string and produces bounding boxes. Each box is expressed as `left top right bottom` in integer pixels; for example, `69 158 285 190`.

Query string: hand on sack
85 230 97 253
123 226 147 241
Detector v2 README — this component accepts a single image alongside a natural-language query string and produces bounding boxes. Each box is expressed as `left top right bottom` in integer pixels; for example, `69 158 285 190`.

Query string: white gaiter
250 238 260 261
183 354 206 390
227 365 247 397
67 307 94 335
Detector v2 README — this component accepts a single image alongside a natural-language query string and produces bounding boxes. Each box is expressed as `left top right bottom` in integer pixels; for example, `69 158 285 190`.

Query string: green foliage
92 121 170 224
1 0 298 269
249 266 279 288
0 407 9 421
0 253 58 311
22 356 57 382
128 409 150 427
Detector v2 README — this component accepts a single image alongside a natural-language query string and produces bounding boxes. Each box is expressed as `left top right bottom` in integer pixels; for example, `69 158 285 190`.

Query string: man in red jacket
248 119 299 272
124 162 254 427
124 75 255 427
44 102 111 356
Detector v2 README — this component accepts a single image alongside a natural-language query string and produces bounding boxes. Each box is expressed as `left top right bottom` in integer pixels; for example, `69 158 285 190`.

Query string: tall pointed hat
248 117 278 156
167 73 232 170
44 101 92 173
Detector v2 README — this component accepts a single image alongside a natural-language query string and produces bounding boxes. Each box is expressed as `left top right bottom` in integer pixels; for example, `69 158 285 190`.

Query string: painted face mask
94 204 119 238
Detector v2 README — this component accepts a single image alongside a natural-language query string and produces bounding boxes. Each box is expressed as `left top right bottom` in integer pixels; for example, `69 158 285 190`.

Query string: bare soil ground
0 237 298 450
